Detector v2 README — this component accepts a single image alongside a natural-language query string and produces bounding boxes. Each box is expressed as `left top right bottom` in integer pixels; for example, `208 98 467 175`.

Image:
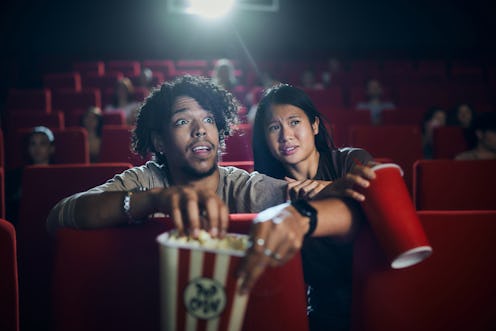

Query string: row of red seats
70 59 496 85
6 83 494 126
3 156 494 330
0 123 475 179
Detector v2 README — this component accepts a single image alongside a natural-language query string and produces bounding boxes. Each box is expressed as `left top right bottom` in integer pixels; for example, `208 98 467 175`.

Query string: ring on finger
255 238 265 246
272 252 282 261
263 248 273 257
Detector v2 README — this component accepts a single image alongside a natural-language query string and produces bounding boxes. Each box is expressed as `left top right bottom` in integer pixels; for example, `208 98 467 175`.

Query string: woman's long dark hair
252 84 336 179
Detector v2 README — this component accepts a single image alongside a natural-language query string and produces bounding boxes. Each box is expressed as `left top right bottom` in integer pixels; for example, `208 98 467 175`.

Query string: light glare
187 0 234 18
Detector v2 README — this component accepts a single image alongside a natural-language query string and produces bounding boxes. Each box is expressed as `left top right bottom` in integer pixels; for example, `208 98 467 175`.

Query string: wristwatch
291 199 318 238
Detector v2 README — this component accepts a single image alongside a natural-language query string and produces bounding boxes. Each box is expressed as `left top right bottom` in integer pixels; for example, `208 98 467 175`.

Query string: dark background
1 0 495 88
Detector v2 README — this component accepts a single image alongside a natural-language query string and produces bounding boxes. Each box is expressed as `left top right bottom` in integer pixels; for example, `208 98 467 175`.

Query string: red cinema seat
142 60 175 80
351 210 496 331
432 126 469 159
106 60 141 77
82 71 123 91
7 127 89 170
5 111 65 134
99 125 150 166
6 89 52 114
52 214 308 331
0 169 5 218
65 110 126 127
0 218 19 331
413 159 496 210
0 130 4 168
415 60 447 82
303 87 345 110
319 109 371 147
73 61 105 76
349 125 423 193
221 124 253 162
17 163 133 331
51 88 101 114
43 72 82 91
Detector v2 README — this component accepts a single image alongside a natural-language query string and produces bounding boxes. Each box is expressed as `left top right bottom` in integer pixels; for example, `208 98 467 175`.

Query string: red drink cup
359 163 433 268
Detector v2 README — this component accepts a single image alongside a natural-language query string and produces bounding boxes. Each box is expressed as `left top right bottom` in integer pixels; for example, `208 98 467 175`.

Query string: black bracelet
291 199 318 238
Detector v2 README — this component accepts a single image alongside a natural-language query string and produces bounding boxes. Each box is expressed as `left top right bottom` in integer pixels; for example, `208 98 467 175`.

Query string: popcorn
167 229 249 252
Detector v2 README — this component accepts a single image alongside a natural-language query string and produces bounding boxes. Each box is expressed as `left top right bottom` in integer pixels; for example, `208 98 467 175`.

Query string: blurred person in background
81 106 103 163
355 78 396 125
421 106 447 159
211 58 239 91
105 77 141 125
448 103 478 148
455 111 496 160
6 126 55 225
448 103 476 129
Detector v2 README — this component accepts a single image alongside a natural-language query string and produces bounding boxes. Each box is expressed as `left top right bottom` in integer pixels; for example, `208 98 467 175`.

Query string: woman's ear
312 116 320 135
151 132 165 154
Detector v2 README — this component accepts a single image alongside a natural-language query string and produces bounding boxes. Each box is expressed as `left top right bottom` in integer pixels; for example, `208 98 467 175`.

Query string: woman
252 84 375 331
421 106 447 159
81 106 103 163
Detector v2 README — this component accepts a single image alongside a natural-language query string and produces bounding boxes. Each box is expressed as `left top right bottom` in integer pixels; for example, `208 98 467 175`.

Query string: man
455 111 496 160
47 75 374 295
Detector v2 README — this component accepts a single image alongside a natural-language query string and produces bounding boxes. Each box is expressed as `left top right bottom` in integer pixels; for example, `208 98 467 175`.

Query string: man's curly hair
132 75 240 165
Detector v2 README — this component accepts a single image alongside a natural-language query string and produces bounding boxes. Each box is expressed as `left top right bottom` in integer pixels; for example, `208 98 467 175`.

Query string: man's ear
151 132 165 154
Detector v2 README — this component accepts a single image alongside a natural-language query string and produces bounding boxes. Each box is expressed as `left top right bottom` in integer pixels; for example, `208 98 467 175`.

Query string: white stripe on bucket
161 246 178 331
186 250 204 331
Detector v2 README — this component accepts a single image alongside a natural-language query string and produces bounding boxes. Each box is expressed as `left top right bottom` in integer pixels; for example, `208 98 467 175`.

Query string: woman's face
28 133 54 165
264 104 319 167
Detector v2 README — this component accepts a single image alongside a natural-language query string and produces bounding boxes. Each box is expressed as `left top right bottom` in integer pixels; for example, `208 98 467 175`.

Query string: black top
302 147 373 331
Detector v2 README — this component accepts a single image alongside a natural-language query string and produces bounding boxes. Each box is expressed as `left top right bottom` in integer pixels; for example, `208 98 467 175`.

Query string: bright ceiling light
186 0 235 18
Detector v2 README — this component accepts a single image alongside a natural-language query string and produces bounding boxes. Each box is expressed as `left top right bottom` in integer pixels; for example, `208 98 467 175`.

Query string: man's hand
152 186 229 238
237 203 308 294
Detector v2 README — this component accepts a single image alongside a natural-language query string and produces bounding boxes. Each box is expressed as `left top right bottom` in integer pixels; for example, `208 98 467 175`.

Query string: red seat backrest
432 126 469 159
413 159 496 210
6 127 89 170
351 210 496 331
51 88 102 113
52 214 308 331
349 125 423 193
17 163 133 331
222 124 253 162
43 72 82 92
99 125 150 166
6 89 52 114
0 168 4 219
0 218 19 331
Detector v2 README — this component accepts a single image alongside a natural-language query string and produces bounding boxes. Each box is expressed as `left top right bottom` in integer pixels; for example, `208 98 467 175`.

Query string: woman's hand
237 202 308 294
285 177 331 200
314 163 377 202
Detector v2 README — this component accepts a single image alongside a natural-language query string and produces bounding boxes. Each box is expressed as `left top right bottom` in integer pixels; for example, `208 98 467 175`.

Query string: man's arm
47 186 229 237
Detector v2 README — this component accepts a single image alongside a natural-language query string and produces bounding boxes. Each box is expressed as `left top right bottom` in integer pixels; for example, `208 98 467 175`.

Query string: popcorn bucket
157 231 308 331
358 163 433 269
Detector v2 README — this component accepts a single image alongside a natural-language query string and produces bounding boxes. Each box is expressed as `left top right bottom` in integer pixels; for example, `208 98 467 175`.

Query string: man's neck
170 167 220 192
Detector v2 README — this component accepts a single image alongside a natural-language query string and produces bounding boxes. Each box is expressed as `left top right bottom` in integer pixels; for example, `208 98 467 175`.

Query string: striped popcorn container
157 232 250 331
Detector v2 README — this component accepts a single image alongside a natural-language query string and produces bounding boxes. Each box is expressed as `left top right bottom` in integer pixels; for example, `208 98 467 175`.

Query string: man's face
480 129 496 154
161 96 220 180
